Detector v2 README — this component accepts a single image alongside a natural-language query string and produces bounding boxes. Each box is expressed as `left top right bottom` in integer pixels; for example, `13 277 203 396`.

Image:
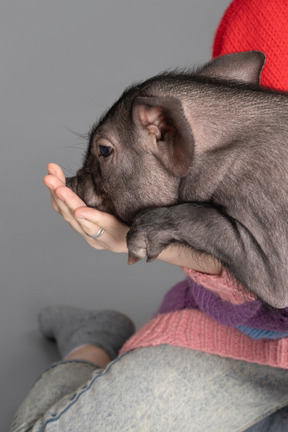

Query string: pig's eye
99 145 113 158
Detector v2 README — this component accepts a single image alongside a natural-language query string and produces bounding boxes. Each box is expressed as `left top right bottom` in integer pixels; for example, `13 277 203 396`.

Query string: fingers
43 164 86 234
54 185 87 211
43 174 64 191
74 207 128 236
47 163 66 183
75 209 129 250
43 164 87 214
44 163 68 193
43 164 66 205
43 163 129 253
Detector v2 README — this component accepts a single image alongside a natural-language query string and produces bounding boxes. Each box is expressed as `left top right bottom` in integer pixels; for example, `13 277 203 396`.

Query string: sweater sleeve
183 267 257 305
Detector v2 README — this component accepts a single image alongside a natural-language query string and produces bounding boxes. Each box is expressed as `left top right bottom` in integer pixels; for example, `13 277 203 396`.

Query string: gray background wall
1 0 229 428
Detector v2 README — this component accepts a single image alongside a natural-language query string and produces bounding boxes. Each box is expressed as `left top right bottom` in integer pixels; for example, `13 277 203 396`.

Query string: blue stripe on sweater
237 325 288 340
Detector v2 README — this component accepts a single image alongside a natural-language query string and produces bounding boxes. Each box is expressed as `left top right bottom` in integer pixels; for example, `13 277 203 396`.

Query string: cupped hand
43 163 129 253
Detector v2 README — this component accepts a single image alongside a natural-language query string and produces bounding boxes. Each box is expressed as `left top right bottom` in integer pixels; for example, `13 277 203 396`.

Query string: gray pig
67 51 288 308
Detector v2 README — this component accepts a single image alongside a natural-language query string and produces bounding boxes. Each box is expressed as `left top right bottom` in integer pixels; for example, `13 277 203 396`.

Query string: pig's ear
197 51 266 85
132 96 194 177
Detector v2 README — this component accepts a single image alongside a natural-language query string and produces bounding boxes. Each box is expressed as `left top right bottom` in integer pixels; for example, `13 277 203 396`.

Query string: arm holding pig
44 163 221 275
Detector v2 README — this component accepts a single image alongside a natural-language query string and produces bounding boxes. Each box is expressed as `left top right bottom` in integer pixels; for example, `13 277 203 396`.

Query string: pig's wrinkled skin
67 51 288 308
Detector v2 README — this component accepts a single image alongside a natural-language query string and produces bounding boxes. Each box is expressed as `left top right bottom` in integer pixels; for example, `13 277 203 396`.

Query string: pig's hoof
127 221 166 264
146 255 158 263
128 251 145 265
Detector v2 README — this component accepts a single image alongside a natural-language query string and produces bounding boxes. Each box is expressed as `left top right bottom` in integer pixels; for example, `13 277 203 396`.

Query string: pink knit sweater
120 269 288 369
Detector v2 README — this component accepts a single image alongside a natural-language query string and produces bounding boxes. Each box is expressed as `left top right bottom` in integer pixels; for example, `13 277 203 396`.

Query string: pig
67 51 288 308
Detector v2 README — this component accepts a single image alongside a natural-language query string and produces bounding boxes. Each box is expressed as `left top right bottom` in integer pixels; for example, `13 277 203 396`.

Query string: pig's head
67 51 265 225
67 89 195 224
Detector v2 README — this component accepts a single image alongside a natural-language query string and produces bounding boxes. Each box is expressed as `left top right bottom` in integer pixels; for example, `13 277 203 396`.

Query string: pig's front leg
127 203 241 264
127 203 270 302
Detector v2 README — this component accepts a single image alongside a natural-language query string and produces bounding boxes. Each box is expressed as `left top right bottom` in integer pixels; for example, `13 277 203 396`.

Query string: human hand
43 163 129 253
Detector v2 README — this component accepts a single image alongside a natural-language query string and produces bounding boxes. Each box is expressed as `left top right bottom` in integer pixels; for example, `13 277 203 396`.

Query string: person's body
11 0 288 430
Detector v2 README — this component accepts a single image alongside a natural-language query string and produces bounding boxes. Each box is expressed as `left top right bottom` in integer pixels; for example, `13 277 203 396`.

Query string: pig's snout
66 167 86 196
65 170 106 210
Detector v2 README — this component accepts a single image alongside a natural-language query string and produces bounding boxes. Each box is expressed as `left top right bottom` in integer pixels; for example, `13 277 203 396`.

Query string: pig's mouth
66 174 119 219
66 174 102 208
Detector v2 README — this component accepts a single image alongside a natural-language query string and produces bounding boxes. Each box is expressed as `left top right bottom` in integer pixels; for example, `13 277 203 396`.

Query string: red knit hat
213 0 288 91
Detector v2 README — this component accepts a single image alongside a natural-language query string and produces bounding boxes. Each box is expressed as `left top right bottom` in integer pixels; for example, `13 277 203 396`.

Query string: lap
13 345 288 432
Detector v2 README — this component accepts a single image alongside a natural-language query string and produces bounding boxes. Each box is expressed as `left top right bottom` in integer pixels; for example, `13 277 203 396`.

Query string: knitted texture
213 0 288 91
158 275 288 333
120 310 288 369
158 277 261 327
183 267 256 304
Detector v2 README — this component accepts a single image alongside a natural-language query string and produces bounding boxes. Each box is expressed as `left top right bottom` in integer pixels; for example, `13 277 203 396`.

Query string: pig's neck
182 84 277 154
178 86 288 202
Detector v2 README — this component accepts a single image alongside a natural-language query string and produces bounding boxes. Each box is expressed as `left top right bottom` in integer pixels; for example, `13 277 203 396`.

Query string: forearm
157 243 222 275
